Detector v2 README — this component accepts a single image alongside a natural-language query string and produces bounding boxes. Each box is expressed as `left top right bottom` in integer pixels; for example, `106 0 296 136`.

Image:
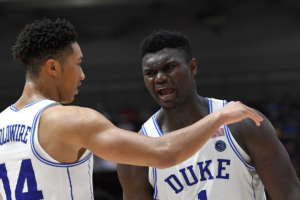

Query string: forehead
67 42 83 60
142 48 186 68
72 42 82 56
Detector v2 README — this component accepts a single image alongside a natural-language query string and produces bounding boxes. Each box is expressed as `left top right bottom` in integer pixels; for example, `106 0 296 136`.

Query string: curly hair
12 18 78 78
139 30 192 62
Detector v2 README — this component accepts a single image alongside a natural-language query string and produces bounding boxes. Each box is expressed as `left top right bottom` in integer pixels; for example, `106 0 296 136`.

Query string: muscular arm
117 130 153 200
229 110 300 200
41 101 262 168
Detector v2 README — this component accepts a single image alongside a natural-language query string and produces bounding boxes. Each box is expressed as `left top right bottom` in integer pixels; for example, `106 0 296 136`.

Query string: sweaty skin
12 43 263 170
117 48 300 200
13 43 263 169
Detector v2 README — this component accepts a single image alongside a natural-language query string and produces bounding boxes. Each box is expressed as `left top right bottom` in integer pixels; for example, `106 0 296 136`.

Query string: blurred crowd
92 96 300 200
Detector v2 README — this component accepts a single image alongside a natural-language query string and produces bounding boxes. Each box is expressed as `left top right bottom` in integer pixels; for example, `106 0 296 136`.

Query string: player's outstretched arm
51 101 262 168
229 109 300 200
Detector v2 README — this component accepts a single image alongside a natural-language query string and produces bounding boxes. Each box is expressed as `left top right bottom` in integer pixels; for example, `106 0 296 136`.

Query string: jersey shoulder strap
206 98 227 114
142 113 162 137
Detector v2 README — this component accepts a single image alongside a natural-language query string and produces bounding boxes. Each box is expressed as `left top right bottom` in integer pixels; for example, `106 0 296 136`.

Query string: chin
160 102 177 110
60 96 75 104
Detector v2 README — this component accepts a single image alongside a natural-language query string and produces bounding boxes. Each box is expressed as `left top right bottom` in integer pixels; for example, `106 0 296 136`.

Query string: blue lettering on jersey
198 160 214 181
216 159 230 179
179 165 198 186
18 125 26 142
15 124 21 141
6 126 10 143
23 126 31 144
0 124 31 146
0 129 2 145
9 125 17 141
164 175 184 194
164 159 231 194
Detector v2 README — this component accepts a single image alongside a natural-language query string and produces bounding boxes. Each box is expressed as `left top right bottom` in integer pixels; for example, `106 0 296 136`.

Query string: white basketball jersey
143 98 266 200
0 99 94 200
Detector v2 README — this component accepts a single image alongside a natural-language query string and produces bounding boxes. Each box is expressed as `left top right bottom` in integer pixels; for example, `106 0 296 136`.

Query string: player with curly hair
0 19 262 199
117 30 300 200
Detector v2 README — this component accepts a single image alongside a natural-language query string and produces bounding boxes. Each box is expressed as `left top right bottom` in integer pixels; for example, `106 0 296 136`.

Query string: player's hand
216 101 263 126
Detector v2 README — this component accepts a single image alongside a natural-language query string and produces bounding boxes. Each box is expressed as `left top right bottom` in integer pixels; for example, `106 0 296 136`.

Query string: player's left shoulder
228 108 279 155
231 108 275 137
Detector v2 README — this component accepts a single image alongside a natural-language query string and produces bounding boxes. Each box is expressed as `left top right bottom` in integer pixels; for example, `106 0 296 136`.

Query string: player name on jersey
0 124 31 145
165 159 230 194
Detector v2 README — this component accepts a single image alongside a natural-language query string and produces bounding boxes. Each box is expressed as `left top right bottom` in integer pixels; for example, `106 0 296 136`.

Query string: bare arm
117 165 152 200
229 110 300 200
46 101 262 168
117 130 153 200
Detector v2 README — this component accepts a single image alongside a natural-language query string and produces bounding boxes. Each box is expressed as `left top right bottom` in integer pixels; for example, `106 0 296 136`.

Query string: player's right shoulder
40 105 113 135
42 104 102 122
42 104 94 118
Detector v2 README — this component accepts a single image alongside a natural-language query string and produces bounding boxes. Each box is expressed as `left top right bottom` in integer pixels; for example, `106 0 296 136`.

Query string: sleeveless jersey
0 99 94 200
142 98 266 200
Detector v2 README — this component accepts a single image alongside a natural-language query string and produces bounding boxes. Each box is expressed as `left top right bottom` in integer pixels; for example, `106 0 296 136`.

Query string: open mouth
157 88 174 97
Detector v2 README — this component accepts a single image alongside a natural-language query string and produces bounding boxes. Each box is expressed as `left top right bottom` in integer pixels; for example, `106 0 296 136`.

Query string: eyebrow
143 68 153 72
164 60 176 65
143 60 177 70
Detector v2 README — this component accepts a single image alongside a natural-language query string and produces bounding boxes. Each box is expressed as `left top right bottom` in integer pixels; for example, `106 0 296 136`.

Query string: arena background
0 0 300 199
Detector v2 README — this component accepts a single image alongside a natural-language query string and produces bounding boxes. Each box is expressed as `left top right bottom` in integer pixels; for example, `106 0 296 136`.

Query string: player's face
58 42 85 103
142 48 195 109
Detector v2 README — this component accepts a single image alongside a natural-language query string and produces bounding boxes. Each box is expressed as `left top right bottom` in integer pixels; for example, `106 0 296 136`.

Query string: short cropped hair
12 18 78 78
139 30 192 63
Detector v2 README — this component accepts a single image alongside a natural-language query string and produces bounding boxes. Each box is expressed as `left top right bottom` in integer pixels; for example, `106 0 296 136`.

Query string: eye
145 71 155 76
166 65 175 70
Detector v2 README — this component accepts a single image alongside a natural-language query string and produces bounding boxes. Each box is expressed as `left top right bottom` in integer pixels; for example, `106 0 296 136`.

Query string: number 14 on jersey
0 159 43 200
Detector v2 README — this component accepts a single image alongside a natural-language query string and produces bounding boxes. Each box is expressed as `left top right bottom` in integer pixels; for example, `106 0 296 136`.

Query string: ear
189 58 198 77
45 59 61 77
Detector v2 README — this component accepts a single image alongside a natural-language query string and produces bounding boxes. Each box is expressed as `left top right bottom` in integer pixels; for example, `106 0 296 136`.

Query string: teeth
158 87 166 91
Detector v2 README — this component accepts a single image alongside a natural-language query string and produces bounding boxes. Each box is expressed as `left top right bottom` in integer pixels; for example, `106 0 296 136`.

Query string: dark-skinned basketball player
117 30 300 200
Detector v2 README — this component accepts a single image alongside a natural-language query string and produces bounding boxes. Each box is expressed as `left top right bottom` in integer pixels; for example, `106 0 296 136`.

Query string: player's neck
14 80 55 110
158 94 208 133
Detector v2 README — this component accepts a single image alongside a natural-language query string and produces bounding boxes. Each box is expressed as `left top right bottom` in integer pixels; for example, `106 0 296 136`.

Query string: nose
155 70 167 84
80 67 85 81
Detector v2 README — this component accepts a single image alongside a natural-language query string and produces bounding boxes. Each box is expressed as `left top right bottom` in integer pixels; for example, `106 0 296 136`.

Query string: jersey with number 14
0 99 94 200
143 98 266 200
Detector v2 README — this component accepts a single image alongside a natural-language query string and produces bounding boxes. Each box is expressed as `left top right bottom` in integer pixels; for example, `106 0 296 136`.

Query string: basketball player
0 19 263 200
117 30 300 200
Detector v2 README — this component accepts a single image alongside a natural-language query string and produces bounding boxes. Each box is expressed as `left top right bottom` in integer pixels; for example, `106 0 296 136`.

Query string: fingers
243 104 263 126
251 113 262 126
253 112 263 126
225 101 263 126
236 101 264 126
